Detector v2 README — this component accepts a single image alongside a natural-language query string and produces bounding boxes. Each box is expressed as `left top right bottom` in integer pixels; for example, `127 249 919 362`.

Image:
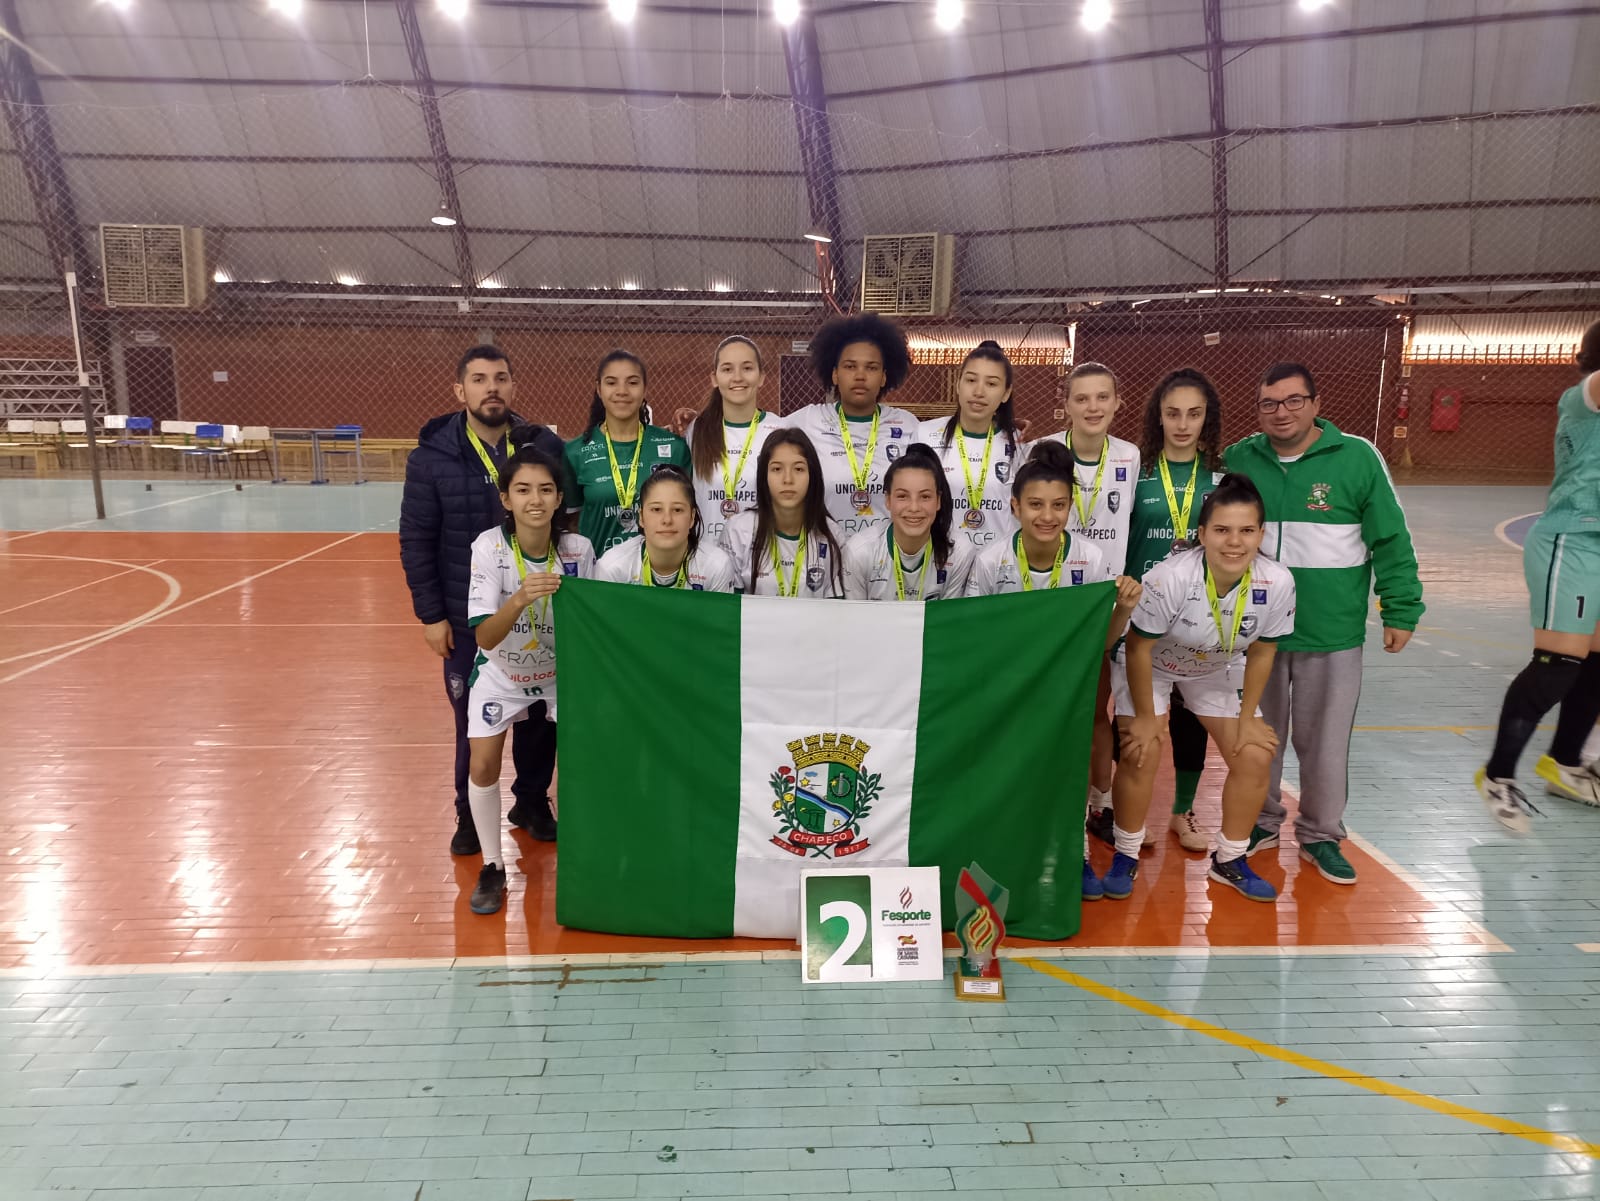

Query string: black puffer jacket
399 411 565 629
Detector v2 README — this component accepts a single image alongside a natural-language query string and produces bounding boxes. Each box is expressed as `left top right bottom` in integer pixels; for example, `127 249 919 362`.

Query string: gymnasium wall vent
99 224 209 309
859 233 955 317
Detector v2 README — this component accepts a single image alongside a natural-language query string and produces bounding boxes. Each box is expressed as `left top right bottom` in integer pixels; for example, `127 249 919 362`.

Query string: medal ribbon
466 426 512 481
721 414 763 512
772 531 807 598
889 530 931 602
836 403 881 495
1015 531 1065 592
641 546 689 589
1065 431 1107 529
506 530 556 645
955 425 995 522
1158 454 1199 544
1205 561 1253 655
602 425 644 511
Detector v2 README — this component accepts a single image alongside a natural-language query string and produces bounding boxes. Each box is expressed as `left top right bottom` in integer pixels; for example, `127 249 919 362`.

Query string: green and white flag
554 578 1113 941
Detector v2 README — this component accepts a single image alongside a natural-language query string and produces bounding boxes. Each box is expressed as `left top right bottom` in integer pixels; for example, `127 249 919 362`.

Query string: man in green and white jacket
1223 363 1424 885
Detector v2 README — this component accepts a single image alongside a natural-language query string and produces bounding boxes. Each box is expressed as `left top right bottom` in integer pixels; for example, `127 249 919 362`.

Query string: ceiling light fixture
267 0 303 16
803 224 833 244
774 0 800 25
934 0 963 31
430 200 458 227
437 0 469 17
608 0 637 22
1081 0 1111 31
336 273 362 286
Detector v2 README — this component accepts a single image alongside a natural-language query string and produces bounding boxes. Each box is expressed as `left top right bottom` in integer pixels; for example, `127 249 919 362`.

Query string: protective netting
1 81 1595 486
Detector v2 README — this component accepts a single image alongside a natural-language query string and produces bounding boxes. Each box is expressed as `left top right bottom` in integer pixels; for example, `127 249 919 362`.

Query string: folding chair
321 423 365 483
229 426 272 478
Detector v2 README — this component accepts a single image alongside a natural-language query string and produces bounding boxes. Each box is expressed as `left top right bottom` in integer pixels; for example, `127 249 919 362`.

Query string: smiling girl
842 443 975 601
464 444 597 915
593 464 738 592
685 336 786 546
918 339 1024 548
720 429 845 597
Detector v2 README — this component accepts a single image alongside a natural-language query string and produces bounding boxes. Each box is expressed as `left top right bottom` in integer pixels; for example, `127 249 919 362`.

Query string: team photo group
399 314 1600 922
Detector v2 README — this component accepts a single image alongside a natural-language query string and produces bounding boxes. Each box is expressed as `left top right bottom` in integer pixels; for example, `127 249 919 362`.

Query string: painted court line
1017 956 1600 1159
4 483 259 539
1344 831 1512 952
0 555 183 667
1494 510 1541 550
0 531 368 685
0 565 143 616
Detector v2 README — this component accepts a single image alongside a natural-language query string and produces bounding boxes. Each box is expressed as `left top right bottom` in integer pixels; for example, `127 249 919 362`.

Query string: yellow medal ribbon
602 424 644 511
1204 560 1253 655
641 546 689 589
466 426 512 481
1065 431 1107 529
1157 453 1199 544
721 413 763 512
506 530 556 648
772 531 807 598
836 404 881 504
889 530 931 602
1015 531 1065 592
955 424 996 521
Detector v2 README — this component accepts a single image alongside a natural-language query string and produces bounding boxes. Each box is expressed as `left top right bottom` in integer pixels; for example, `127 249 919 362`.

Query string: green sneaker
1299 840 1357 885
1245 825 1279 857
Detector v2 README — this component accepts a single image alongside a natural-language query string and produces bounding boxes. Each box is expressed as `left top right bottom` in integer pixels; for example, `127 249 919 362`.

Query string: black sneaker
508 798 557 843
1085 806 1115 848
450 814 480 856
470 863 507 914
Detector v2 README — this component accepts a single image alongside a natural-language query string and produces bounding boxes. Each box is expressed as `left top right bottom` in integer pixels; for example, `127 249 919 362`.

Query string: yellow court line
1017 957 1600 1159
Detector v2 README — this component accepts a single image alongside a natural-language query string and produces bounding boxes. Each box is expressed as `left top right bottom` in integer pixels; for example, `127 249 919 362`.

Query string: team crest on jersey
1252 587 1267 604
995 461 1011 483
481 701 503 725
1071 569 1084 585
886 444 901 461
889 426 903 438
1306 483 1332 511
1107 490 1121 513
448 672 466 700
806 564 825 590
563 560 579 576
1239 614 1259 638
656 444 673 458
769 732 880 859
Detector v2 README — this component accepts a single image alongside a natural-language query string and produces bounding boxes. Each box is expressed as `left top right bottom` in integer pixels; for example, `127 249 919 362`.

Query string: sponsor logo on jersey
1071 569 1084 585
1252 587 1267 604
936 568 947 585
691 583 704 590
657 444 673 458
481 701 503 725
1306 483 1332 511
1115 467 1127 481
889 427 903 438
769 732 879 860
563 560 578 575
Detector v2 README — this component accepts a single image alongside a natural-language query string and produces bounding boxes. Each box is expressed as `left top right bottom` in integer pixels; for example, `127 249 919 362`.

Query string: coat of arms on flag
770 732 881 858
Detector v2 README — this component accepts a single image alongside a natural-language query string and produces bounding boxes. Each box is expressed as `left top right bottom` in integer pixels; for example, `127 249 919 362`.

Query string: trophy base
953 969 1005 1002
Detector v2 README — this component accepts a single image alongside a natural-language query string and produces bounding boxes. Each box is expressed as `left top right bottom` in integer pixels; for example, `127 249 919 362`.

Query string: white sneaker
1169 811 1208 852
1536 755 1600 807
1475 768 1539 834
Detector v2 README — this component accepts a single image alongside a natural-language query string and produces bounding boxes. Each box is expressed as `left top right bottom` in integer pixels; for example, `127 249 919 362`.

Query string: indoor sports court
3 1 1599 1199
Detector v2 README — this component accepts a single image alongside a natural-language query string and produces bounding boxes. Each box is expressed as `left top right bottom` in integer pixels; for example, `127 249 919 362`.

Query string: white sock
1214 833 1248 864
1083 830 1091 863
1583 723 1600 765
1087 786 1109 814
468 779 504 867
1113 823 1144 860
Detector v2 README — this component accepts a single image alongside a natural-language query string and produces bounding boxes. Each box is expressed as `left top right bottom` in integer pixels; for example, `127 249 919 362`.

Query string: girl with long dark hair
720 428 844 597
841 442 975 601
918 339 1023 548
686 336 786 546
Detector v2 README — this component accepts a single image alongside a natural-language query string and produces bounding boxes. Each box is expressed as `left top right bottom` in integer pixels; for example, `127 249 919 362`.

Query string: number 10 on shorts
800 867 944 984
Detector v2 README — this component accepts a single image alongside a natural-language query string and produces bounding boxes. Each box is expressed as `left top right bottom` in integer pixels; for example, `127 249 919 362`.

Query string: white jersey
786 401 921 540
593 535 739 593
1025 431 1140 575
466 528 597 704
1125 547 1296 677
684 411 787 547
915 418 1023 549
841 525 977 601
964 532 1108 596
719 509 843 597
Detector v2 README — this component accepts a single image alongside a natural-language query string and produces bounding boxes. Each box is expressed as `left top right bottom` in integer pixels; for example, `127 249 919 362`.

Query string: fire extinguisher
1396 384 1410 424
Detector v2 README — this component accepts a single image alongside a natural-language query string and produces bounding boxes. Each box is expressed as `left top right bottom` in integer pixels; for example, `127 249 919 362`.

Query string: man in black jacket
399 345 566 854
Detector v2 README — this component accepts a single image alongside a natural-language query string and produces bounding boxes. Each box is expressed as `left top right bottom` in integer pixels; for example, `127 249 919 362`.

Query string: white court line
1345 830 1512 953
1493 511 1542 551
4 483 259 541
0 531 368 685
0 565 141 616
1578 944 1600 953
0 556 182 666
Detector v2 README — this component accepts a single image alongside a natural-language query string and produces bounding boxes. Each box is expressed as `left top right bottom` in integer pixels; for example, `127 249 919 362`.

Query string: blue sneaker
1081 859 1104 902
1103 852 1139 900
1208 853 1277 902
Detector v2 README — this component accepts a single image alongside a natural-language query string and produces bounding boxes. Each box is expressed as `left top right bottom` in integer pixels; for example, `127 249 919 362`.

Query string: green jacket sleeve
1359 445 1424 630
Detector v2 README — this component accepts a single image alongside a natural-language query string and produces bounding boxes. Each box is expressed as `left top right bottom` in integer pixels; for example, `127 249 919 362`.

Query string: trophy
952 862 1008 1002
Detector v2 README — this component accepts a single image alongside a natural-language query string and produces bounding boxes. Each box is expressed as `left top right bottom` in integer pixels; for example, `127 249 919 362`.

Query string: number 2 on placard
818 900 871 981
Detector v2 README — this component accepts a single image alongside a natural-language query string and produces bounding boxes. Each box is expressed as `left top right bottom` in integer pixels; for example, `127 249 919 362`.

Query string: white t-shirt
915 418 1023 549
1125 547 1296 677
719 509 843 598
1025 432 1140 575
964 532 1108 596
592 534 739 593
786 401 922 540
841 525 977 601
466 528 597 702
684 411 788 547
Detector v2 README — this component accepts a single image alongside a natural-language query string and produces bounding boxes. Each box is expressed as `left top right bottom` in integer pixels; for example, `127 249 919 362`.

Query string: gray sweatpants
1258 647 1364 846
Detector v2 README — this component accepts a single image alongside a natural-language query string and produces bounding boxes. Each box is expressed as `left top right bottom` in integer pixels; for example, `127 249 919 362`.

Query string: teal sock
1171 769 1202 815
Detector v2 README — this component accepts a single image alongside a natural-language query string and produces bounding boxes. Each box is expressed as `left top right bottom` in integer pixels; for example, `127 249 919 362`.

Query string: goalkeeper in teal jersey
1479 320 1600 830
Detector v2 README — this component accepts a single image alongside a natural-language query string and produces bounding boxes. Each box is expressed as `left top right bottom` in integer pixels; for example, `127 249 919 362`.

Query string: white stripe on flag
733 597 925 938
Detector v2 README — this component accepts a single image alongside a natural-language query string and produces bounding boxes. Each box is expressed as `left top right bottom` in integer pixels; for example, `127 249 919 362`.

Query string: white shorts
1110 658 1253 720
466 680 555 738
